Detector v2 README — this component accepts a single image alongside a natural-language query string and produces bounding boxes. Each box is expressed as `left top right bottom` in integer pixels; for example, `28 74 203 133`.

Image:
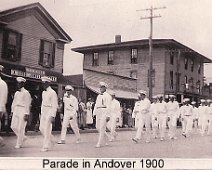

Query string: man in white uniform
191 101 199 133
93 82 112 148
0 65 8 147
179 98 193 138
107 91 120 142
157 95 168 141
132 90 151 143
86 98 94 128
11 77 31 149
198 99 210 136
166 95 179 139
208 100 212 134
39 76 58 152
150 95 159 139
58 85 80 144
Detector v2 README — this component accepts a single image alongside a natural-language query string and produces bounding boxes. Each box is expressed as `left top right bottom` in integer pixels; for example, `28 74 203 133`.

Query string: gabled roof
0 2 72 43
72 39 212 63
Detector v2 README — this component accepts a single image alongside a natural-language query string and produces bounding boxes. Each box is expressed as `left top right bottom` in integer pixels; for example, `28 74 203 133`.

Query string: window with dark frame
170 71 174 90
39 40 55 68
131 48 138 64
92 52 99 66
184 56 188 70
170 52 174 65
198 63 201 74
2 29 22 61
108 51 114 65
196 80 201 93
191 58 194 72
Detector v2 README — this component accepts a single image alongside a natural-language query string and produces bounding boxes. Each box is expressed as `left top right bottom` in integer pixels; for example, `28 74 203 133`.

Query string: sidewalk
0 127 135 136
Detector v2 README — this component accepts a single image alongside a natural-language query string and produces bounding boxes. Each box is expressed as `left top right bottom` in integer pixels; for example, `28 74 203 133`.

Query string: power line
137 6 166 100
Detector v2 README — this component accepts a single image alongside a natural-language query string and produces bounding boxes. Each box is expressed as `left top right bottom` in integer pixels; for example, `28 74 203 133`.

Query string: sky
1 0 212 81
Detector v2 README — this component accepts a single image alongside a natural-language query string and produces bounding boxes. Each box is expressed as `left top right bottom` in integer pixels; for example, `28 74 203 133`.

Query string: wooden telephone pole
137 6 166 100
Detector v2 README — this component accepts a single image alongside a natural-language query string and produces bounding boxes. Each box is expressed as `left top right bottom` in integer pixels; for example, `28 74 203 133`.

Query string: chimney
115 35 121 43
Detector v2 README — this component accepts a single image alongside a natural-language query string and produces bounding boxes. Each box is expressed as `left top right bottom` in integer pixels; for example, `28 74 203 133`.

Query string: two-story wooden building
0 3 72 130
72 36 212 103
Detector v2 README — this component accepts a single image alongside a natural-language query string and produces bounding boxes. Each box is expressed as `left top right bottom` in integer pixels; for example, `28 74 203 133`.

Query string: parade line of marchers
43 159 136 169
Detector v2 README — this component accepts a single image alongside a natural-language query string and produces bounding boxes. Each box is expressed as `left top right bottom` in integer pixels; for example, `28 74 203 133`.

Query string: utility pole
137 6 166 100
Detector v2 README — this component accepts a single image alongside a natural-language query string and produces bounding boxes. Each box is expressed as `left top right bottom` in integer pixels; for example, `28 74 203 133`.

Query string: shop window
108 51 114 65
170 71 174 90
39 40 55 68
130 70 137 78
92 52 99 66
2 29 22 61
131 48 138 64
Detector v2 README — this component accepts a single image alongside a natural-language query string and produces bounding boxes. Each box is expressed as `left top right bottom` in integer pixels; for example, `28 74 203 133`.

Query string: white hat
99 82 108 88
191 101 196 105
169 95 175 98
183 98 190 102
41 76 51 82
152 95 157 99
0 65 4 71
139 90 147 95
207 99 212 103
16 77 26 83
65 85 74 91
200 99 206 103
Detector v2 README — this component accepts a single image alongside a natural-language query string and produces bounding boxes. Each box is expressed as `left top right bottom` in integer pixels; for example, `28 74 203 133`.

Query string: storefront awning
86 85 138 100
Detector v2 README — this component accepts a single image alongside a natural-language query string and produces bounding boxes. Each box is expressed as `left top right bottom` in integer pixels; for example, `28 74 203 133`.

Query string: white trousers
107 116 117 139
11 106 27 146
39 107 54 149
60 110 80 141
158 114 167 138
201 115 210 135
167 113 177 138
151 116 158 138
95 108 108 145
182 115 192 135
135 113 151 141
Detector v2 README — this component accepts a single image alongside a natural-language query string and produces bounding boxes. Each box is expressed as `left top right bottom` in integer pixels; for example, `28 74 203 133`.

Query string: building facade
73 36 212 103
0 3 72 130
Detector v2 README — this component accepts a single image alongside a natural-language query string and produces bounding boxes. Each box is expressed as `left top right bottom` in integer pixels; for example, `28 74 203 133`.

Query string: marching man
107 91 120 142
58 85 80 144
132 90 151 143
166 95 179 139
11 77 31 149
93 82 112 148
179 98 193 138
198 99 209 136
150 95 159 139
191 101 199 133
157 95 168 141
39 76 58 152
0 65 8 147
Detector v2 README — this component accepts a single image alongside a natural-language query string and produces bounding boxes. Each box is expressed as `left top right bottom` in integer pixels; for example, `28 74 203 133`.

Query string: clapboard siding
0 14 63 73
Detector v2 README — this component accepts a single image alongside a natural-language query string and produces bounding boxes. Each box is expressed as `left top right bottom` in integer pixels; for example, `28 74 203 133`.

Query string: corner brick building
73 36 212 103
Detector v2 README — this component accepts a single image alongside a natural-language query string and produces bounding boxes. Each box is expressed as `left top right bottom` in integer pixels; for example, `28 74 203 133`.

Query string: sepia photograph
0 0 212 166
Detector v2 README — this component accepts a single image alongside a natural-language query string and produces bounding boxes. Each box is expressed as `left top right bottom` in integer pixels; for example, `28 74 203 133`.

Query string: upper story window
130 70 137 78
108 51 114 65
184 56 188 70
198 63 201 74
191 58 194 72
170 71 174 90
2 29 22 61
170 52 174 65
92 52 99 66
39 40 55 68
131 48 138 64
